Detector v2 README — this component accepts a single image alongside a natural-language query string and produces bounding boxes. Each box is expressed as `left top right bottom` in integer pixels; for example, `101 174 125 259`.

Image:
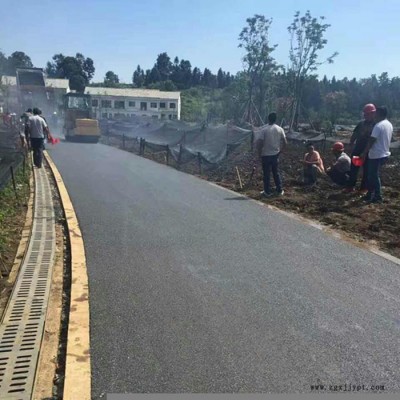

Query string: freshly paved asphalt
49 142 400 397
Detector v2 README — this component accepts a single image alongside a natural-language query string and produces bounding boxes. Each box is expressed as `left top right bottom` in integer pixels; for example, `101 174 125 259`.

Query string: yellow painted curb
44 151 91 400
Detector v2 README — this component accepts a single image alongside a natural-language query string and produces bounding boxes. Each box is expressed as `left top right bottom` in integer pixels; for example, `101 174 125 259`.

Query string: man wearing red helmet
362 106 393 203
326 141 351 185
343 103 376 193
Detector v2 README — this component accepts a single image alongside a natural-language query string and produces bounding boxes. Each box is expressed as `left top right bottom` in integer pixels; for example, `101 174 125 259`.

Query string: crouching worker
326 142 351 186
302 142 325 185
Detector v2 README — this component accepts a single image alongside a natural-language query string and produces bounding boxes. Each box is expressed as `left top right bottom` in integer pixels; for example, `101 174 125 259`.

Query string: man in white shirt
28 108 49 168
253 112 287 197
362 106 393 203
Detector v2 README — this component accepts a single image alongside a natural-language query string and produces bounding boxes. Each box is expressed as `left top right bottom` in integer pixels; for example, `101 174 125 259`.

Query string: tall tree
132 65 145 87
46 53 95 92
0 51 7 75
217 68 225 89
104 71 120 87
155 52 172 81
287 10 338 130
238 15 278 124
148 66 161 84
201 68 213 87
191 67 202 86
6 51 33 75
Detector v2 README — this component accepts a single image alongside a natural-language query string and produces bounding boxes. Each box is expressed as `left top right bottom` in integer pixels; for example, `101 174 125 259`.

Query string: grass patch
0 159 31 275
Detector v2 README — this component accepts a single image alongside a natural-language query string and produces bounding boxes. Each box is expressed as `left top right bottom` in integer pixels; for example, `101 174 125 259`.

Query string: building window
114 101 125 109
109 113 113 118
168 114 172 120
169 103 176 109
150 102 157 108
152 115 158 119
159 102 166 108
161 114 166 119
92 99 98 107
128 101 136 107
102 113 108 119
172 114 177 120
140 102 147 111
101 100 112 108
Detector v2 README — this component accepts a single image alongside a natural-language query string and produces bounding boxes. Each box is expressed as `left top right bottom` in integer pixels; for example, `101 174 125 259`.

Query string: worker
28 108 49 168
253 112 287 197
343 103 376 193
362 106 393 203
20 108 32 148
302 142 325 185
326 142 351 186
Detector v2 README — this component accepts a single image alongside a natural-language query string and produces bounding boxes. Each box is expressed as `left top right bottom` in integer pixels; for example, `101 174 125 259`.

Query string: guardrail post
177 144 182 170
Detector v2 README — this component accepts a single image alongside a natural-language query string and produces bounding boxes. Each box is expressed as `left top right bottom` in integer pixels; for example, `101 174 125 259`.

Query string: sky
1 0 400 83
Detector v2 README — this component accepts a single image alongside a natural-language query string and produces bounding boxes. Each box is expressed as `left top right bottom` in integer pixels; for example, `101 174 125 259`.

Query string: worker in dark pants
362 106 393 203
344 103 376 193
253 112 287 197
28 108 49 168
326 142 351 186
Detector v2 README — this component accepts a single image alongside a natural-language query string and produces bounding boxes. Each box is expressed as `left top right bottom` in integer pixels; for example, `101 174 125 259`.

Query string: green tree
148 66 161 84
6 51 33 75
155 52 172 81
201 68 216 88
104 70 120 87
287 10 338 130
217 68 225 89
323 91 347 127
191 67 202 86
46 53 95 92
238 14 278 124
221 72 249 123
0 51 7 75
132 65 145 87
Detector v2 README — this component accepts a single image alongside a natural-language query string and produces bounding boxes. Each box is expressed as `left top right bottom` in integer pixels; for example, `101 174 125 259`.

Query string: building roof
1 76 17 86
84 87 180 100
45 78 70 89
1 75 69 90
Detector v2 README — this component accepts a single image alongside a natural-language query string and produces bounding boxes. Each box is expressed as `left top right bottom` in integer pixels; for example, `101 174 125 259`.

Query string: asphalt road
49 142 400 397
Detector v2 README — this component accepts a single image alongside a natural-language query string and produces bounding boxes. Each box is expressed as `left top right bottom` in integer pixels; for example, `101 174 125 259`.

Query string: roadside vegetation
0 162 30 280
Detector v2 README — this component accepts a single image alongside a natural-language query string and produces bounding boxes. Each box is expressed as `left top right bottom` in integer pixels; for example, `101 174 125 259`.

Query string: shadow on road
224 196 249 201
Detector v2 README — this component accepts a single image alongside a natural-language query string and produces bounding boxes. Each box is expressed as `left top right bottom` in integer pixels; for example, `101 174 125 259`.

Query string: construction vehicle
62 92 100 142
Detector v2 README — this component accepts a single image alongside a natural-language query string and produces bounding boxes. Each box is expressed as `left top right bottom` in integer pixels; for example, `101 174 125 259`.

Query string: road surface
49 142 400 397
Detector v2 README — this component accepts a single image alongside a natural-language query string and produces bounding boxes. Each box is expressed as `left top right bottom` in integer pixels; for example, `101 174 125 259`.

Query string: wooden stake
235 166 243 189
10 166 18 201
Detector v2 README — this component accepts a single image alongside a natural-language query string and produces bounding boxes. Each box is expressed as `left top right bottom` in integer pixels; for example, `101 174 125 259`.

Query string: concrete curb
44 151 91 400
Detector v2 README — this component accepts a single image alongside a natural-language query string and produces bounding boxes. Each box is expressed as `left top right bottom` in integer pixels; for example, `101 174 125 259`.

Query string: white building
84 87 181 120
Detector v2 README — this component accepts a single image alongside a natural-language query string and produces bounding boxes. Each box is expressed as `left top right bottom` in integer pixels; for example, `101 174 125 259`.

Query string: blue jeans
262 154 282 193
367 157 388 199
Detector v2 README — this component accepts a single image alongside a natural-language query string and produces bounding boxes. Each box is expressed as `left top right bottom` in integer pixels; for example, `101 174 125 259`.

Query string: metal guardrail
0 122 26 191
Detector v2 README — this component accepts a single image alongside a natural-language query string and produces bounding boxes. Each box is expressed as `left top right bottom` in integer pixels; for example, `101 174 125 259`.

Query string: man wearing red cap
362 106 393 203
343 103 376 193
326 142 351 185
